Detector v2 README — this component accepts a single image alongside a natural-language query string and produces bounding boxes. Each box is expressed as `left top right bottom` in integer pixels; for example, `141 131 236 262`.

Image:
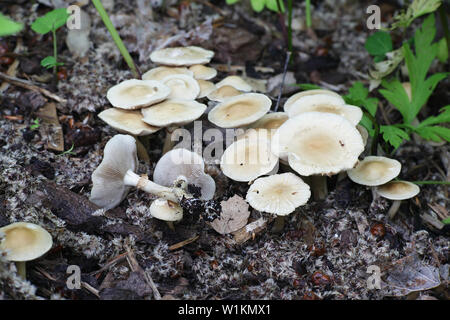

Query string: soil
0 0 449 300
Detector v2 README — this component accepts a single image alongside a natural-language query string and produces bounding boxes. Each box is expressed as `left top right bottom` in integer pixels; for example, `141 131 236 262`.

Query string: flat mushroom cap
153 148 216 200
207 85 242 102
347 156 401 186
376 180 420 200
246 173 311 215
141 100 206 127
220 134 279 182
0 222 53 262
208 93 271 128
90 134 138 210
216 75 253 92
249 112 289 131
150 199 183 221
150 46 214 66
142 66 193 81
98 108 160 136
197 80 216 98
107 79 171 110
284 89 344 113
272 112 364 176
161 74 200 100
189 65 217 80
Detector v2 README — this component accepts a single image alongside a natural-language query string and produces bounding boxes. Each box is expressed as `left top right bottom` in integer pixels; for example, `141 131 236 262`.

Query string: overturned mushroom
216 75 253 92
150 46 214 66
207 85 242 102
376 181 420 219
150 198 183 230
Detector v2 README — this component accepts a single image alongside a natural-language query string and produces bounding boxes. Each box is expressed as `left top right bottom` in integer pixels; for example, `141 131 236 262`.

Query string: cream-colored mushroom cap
150 46 214 66
216 75 253 92
220 134 278 182
207 85 242 102
284 89 344 113
347 156 401 186
98 108 160 136
161 74 200 100
356 125 369 146
208 93 271 128
272 112 364 176
197 80 216 98
287 95 363 126
106 79 171 110
246 173 311 215
142 66 193 81
376 181 420 200
153 148 216 200
189 65 217 80
141 100 206 127
249 112 289 131
0 222 53 262
150 199 183 221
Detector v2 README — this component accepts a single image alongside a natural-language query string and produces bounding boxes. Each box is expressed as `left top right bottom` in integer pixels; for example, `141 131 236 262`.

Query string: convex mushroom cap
150 199 183 221
141 100 206 127
161 74 200 100
150 46 214 66
153 148 216 200
216 75 253 92
0 222 52 262
208 93 271 128
376 180 420 200
347 156 401 186
207 85 242 102
249 112 289 132
142 66 193 81
189 65 217 80
107 79 171 110
272 112 364 176
98 108 160 136
246 173 311 215
284 89 344 113
197 80 216 98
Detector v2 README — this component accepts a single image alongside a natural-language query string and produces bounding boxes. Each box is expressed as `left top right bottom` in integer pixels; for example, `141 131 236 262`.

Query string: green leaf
226 0 239 4
417 106 450 128
414 126 450 142
31 8 69 35
390 0 441 30
365 31 393 57
266 0 284 13
294 83 322 90
437 38 448 63
369 48 404 82
359 114 375 137
380 125 410 149
250 0 265 12
379 78 412 122
0 14 23 36
344 82 378 116
442 217 450 225
40 56 63 69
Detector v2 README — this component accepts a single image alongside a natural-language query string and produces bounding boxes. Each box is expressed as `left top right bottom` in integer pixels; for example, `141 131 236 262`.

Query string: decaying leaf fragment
210 195 250 234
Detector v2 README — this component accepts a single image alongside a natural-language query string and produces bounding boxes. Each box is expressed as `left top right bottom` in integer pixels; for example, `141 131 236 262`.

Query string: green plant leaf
31 8 69 35
266 0 284 13
40 56 63 69
379 78 412 123
437 38 448 63
414 126 450 142
380 125 410 149
390 0 441 30
250 0 265 12
442 217 450 225
0 14 23 36
344 81 378 116
417 106 450 128
226 0 239 4
365 31 393 57
294 83 322 90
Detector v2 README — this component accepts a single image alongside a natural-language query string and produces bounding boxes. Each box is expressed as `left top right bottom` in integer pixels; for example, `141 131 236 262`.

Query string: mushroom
356 125 369 147
272 112 364 200
208 93 271 128
106 79 171 110
207 85 242 102
90 134 183 210
220 133 279 182
150 198 183 230
248 112 289 131
141 99 206 154
197 80 216 99
153 148 216 200
347 156 401 186
216 75 253 92
189 64 217 80
0 222 52 279
376 181 420 219
283 89 344 114
142 66 193 81
150 46 214 66
286 94 362 126
161 74 200 100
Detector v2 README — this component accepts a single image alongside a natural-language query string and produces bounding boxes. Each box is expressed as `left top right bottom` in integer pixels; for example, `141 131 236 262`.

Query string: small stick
90 252 128 275
81 281 100 298
231 216 274 245
274 51 292 112
0 72 67 104
169 235 199 251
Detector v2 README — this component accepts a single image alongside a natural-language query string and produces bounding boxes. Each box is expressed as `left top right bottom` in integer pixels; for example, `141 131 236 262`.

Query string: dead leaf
210 195 250 234
36 103 64 152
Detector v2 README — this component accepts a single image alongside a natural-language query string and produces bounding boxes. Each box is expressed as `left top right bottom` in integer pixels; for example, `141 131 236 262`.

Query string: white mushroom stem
162 127 178 155
123 170 179 202
16 261 26 279
388 200 402 219
311 175 328 201
271 216 285 233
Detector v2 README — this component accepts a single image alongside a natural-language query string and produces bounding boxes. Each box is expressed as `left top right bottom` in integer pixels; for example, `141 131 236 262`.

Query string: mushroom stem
271 216 285 233
135 136 150 163
166 221 175 231
388 200 402 219
123 170 179 202
15 261 26 279
162 127 178 155
311 175 328 201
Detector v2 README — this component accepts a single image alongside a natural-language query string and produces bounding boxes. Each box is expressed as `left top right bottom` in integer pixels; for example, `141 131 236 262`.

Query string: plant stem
305 0 311 28
52 28 57 78
364 111 379 156
287 0 293 53
276 0 289 49
274 51 292 112
311 175 327 201
271 216 285 233
411 181 450 185
91 0 140 79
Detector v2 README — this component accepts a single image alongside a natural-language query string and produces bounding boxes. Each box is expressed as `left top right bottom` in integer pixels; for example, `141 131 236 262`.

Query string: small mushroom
283 89 344 113
207 85 242 102
216 75 253 92
248 112 289 131
189 64 217 80
106 79 171 110
246 173 311 232
142 66 193 81
197 80 216 98
208 93 271 128
90 134 182 210
150 198 183 230
347 156 401 186
0 222 52 279
153 148 216 200
150 46 214 66
98 108 160 136
376 181 420 219
161 74 200 100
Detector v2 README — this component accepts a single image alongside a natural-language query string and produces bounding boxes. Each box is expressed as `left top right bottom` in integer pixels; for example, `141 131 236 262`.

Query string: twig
231 216 274 245
90 252 128 275
0 72 67 104
274 51 292 112
169 235 199 251
81 281 100 298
